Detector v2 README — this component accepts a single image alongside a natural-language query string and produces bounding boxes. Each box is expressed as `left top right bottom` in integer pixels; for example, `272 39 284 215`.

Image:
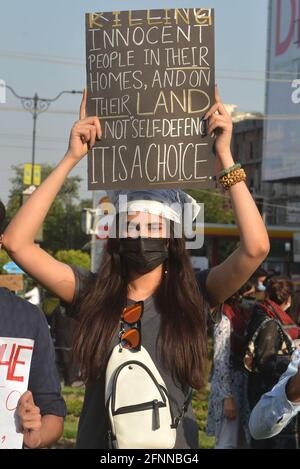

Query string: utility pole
3 85 82 184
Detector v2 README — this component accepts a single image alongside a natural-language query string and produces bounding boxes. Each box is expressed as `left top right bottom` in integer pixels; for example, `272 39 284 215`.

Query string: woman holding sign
3 87 269 449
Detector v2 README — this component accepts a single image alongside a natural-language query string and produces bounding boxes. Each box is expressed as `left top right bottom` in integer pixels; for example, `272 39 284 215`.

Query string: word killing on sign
88 9 212 29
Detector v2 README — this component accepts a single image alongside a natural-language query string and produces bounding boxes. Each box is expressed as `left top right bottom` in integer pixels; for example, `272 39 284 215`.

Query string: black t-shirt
70 268 211 449
0 288 66 417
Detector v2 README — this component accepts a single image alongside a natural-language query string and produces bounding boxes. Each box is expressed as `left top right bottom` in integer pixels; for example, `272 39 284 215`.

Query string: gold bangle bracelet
219 168 247 190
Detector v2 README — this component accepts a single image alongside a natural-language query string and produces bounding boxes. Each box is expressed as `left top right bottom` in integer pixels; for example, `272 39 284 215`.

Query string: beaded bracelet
218 163 241 178
219 167 247 190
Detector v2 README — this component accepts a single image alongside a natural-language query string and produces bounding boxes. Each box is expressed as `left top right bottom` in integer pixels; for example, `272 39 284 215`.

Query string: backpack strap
244 316 295 373
243 317 274 372
263 302 299 346
250 317 273 343
172 387 193 428
273 319 295 355
261 301 295 354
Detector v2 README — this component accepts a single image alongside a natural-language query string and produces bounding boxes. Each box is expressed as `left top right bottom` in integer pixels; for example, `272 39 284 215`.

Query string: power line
0 106 78 116
237 115 300 121
2 106 300 121
217 74 298 84
221 68 300 77
0 50 84 66
0 132 68 143
0 144 66 152
0 49 299 72
0 162 87 170
1 84 82 187
1 50 300 81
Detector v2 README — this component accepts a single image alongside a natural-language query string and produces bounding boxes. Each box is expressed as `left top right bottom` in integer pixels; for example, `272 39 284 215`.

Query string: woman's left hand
223 396 237 420
204 86 233 163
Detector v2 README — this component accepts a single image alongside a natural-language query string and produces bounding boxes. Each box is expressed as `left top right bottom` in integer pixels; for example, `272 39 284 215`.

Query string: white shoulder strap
105 345 167 401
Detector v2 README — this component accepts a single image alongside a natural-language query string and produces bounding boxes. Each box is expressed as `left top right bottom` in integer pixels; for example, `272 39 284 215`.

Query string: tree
5 165 92 253
55 250 91 270
187 189 234 224
187 189 237 264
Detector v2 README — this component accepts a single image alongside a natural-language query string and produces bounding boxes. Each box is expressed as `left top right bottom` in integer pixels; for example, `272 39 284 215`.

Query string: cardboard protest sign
0 338 34 449
85 8 215 190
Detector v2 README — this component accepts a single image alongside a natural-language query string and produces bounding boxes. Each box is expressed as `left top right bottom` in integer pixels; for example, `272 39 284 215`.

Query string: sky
0 0 269 203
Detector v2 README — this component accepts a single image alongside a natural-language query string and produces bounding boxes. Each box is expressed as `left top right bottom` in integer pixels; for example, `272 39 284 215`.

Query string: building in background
262 0 300 183
262 0 300 276
232 112 264 213
229 108 300 276
222 2 300 277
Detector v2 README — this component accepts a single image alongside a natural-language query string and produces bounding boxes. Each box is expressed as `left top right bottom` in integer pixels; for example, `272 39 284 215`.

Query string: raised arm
2 90 101 303
204 87 270 307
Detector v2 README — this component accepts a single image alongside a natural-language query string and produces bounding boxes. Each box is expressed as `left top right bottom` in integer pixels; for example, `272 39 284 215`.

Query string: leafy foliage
187 189 235 224
5 164 92 253
55 250 91 270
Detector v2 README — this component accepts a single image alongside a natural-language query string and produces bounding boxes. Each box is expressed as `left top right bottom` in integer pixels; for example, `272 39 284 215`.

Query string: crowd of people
206 269 300 449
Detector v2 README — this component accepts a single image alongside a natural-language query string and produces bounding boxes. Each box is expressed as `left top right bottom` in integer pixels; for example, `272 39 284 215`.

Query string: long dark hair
73 227 208 389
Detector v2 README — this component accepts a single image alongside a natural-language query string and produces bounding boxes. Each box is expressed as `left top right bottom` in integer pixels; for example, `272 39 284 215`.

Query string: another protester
246 275 300 448
0 201 66 448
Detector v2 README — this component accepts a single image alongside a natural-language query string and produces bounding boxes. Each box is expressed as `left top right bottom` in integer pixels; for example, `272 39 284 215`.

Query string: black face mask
119 238 168 275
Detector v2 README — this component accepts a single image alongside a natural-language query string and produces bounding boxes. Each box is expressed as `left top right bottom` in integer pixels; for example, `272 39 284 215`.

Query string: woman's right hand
66 89 102 162
223 396 237 420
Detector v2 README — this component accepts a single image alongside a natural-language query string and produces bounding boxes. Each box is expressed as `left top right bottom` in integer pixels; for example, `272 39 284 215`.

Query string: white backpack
105 345 191 449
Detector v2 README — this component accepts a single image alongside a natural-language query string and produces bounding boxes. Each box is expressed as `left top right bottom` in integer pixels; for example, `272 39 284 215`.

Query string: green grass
199 431 215 449
60 386 84 447
63 415 79 440
62 386 85 397
192 385 215 449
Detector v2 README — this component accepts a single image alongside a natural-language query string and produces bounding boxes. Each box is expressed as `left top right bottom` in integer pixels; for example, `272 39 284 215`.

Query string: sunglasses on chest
119 301 144 350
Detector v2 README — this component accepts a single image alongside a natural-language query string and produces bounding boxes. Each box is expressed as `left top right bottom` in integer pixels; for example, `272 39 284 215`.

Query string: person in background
206 281 254 449
0 201 66 448
289 289 300 330
47 302 83 387
246 275 300 448
239 277 257 317
249 349 300 442
253 266 268 301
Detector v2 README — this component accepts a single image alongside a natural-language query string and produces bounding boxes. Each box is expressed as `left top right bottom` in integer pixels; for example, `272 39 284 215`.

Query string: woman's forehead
125 212 165 224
